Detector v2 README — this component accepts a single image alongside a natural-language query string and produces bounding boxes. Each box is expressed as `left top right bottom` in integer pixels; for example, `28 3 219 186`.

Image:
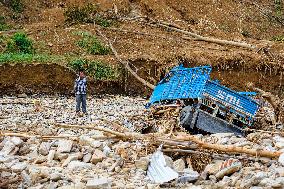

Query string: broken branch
96 28 155 89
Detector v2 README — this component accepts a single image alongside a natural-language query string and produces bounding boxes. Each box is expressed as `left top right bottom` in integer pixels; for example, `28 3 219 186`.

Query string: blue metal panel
147 64 212 107
203 81 259 118
238 92 257 96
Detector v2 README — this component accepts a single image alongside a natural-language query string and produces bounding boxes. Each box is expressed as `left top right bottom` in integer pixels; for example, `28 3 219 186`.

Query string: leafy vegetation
275 0 283 17
0 53 65 64
64 3 113 27
75 31 111 55
272 35 284 42
8 0 24 13
6 32 34 54
0 16 10 31
68 59 120 80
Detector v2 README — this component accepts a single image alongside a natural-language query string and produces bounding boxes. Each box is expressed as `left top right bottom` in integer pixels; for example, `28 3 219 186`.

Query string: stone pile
0 95 283 188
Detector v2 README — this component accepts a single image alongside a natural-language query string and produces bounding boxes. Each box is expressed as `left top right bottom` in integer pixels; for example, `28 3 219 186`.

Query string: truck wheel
179 106 194 129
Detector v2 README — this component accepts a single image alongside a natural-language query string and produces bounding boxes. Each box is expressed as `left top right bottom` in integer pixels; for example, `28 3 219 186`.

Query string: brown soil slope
0 0 284 95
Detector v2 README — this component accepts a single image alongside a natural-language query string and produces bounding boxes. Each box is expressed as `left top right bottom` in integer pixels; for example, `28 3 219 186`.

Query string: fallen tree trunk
155 22 257 50
55 124 282 159
96 28 155 90
3 124 281 159
175 134 282 159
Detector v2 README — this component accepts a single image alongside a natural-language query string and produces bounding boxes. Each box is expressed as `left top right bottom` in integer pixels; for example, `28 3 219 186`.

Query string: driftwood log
54 124 282 159
2 123 282 159
175 134 282 159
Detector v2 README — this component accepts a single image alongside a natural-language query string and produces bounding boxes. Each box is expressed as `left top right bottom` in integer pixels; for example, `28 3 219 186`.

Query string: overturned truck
146 64 260 136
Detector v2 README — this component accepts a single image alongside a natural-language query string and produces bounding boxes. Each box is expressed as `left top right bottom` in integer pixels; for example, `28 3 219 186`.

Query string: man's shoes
76 112 84 117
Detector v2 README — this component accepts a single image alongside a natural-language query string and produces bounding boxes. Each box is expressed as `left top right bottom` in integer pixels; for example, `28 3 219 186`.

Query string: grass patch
68 59 120 81
75 31 111 55
0 53 66 64
0 16 10 31
2 0 24 13
275 0 283 17
64 3 113 27
271 35 284 42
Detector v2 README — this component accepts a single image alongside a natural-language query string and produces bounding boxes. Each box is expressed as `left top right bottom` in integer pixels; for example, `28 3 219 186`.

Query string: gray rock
86 177 110 189
216 176 232 188
164 155 174 168
39 142 51 156
177 169 199 183
279 153 284 166
259 178 274 187
57 140 73 153
47 150 56 162
274 177 284 187
91 149 106 164
1 171 12 178
83 153 92 163
173 159 185 172
79 135 102 148
274 136 284 149
50 173 62 181
62 152 83 167
135 157 150 171
275 167 284 177
21 170 32 186
54 152 68 161
47 182 58 189
67 161 92 171
0 140 16 155
11 162 27 172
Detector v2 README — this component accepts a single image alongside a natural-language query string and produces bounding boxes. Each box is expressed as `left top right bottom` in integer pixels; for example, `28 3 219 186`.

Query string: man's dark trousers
76 94 86 113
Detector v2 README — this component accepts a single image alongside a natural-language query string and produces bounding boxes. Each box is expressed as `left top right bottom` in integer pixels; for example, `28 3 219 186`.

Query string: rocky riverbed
0 95 284 188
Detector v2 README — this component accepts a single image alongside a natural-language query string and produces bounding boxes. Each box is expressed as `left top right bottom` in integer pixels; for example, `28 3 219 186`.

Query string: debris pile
0 95 284 188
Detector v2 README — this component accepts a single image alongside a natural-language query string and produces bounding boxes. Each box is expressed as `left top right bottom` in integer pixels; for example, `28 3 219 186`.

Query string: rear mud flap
195 110 244 136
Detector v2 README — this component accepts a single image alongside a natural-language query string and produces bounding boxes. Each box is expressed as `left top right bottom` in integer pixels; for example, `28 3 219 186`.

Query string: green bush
64 3 112 27
9 0 24 13
94 17 112 27
6 32 34 54
68 59 120 80
75 32 111 55
64 4 97 24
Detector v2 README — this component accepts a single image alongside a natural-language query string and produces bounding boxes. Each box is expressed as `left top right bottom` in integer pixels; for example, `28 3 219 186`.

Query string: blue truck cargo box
203 80 259 119
147 64 260 126
148 64 212 106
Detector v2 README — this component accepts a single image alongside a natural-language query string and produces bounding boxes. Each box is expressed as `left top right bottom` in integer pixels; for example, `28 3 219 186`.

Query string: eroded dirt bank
0 63 124 95
0 61 283 96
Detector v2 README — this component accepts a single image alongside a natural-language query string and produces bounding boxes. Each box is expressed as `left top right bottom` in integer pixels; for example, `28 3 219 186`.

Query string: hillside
0 0 284 95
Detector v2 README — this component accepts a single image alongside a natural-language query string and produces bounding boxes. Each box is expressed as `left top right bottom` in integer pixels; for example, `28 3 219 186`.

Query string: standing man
74 70 87 115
